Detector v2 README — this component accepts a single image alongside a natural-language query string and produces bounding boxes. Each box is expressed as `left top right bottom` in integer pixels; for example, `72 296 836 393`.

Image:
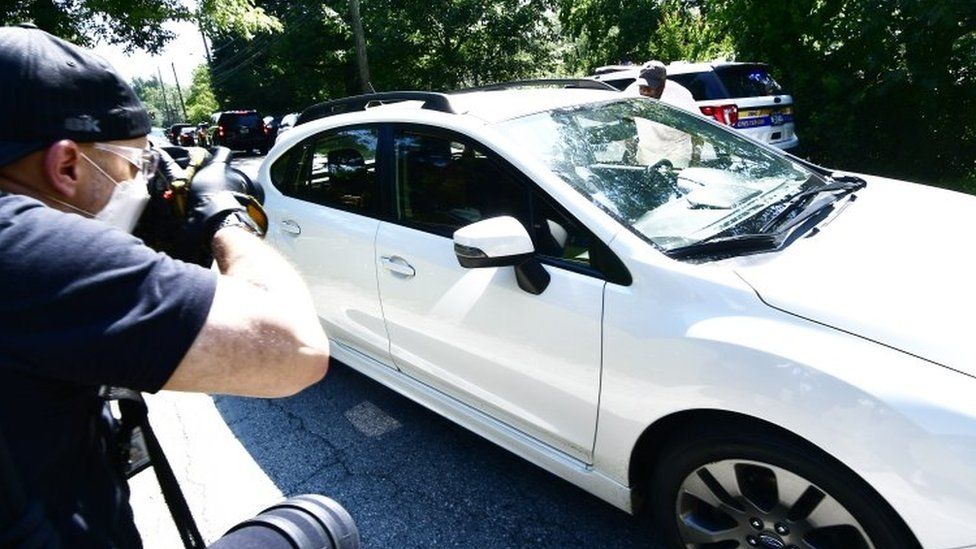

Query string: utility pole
349 0 372 92
156 67 174 126
198 17 213 65
171 62 189 121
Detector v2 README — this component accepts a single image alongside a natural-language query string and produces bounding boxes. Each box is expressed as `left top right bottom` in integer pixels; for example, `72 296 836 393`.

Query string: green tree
362 0 562 90
645 0 731 63
208 0 563 116
558 0 661 72
208 1 353 115
131 76 183 128
1 0 279 54
707 0 976 193
185 65 220 123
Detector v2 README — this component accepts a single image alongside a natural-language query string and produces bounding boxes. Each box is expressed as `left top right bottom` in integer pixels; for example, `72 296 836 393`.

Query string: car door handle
280 219 301 235
380 256 416 277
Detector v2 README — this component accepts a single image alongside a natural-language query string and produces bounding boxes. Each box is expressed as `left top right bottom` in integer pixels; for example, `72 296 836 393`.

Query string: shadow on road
213 360 659 548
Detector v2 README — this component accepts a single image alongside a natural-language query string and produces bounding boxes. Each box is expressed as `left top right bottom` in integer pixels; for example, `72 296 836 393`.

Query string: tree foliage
707 0 976 191
131 76 183 127
207 0 563 114
558 0 660 72
362 0 561 90
1 0 185 53
0 0 278 54
185 65 220 123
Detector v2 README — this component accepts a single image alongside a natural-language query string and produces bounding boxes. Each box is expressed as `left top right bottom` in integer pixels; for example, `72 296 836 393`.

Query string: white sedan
256 82 976 549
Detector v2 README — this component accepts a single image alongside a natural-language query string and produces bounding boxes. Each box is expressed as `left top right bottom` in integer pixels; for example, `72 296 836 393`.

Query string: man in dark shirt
0 25 330 547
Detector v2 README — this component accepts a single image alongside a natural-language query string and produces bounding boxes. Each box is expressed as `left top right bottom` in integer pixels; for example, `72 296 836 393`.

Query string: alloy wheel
674 459 874 549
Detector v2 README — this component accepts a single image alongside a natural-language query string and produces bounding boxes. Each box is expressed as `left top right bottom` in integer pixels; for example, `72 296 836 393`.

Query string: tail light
700 104 739 127
263 124 270 136
217 126 225 137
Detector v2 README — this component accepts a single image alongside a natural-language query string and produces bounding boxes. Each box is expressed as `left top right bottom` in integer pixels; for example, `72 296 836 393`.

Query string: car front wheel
646 422 918 549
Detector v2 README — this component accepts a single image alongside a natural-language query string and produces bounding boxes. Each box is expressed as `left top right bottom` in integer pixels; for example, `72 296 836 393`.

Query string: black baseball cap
0 23 151 167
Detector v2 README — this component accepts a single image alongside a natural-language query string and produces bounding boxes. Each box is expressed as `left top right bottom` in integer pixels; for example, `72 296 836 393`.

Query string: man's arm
162 226 329 397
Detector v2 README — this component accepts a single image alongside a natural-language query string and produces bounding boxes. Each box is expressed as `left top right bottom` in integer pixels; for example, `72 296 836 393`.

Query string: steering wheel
646 158 674 173
640 158 682 199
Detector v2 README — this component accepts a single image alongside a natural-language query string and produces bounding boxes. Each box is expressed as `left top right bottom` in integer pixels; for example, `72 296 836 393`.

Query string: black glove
186 147 265 247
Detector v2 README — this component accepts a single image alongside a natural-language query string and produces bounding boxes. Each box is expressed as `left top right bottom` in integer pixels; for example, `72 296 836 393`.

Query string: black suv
209 110 270 154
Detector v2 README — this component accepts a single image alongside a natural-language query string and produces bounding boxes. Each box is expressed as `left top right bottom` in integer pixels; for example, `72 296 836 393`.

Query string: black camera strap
100 387 207 549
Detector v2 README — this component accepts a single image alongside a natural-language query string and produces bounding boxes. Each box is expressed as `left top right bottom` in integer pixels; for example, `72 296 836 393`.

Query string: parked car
167 123 193 144
148 126 173 148
209 110 270 154
258 83 976 549
176 126 197 146
591 61 800 150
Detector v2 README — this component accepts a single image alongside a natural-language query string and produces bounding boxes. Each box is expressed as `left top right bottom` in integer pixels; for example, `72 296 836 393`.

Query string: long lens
207 494 359 549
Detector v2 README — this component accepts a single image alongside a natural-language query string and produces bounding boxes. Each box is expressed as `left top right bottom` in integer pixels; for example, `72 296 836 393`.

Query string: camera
208 494 360 549
136 145 267 267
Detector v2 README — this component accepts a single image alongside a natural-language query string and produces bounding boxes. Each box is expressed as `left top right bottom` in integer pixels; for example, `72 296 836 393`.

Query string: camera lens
208 494 360 549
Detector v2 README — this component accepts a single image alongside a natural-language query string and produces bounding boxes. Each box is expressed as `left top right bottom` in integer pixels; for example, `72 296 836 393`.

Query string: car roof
358 88 622 124
667 61 768 75
591 61 767 79
452 88 622 122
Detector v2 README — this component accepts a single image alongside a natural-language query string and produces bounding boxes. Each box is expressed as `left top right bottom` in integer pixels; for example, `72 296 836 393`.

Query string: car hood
732 175 976 373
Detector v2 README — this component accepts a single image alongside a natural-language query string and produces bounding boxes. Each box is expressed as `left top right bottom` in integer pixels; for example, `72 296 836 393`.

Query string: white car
258 83 976 549
592 61 800 150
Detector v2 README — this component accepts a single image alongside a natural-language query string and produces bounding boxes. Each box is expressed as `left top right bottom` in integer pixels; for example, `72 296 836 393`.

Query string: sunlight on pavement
129 391 283 548
344 400 402 438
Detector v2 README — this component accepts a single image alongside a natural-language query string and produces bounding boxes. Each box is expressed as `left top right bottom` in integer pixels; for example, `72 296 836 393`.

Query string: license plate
240 127 249 134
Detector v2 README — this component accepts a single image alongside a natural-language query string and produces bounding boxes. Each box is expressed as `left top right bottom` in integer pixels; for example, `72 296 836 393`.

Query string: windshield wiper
666 233 780 259
666 175 865 260
759 176 866 233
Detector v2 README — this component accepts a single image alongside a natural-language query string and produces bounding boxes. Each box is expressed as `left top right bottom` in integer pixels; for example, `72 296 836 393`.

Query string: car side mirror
452 216 550 295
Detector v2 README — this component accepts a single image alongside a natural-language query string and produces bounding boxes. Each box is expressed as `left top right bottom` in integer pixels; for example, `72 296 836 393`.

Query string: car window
603 78 636 91
280 127 379 214
668 72 728 101
714 65 785 97
392 128 607 272
220 113 262 128
529 193 593 268
393 129 530 237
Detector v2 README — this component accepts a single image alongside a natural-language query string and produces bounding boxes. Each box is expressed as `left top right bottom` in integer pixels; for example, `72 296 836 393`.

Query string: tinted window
269 146 303 193
604 78 636 91
393 129 600 271
284 128 379 213
714 65 785 97
668 72 728 100
220 113 262 128
393 130 529 236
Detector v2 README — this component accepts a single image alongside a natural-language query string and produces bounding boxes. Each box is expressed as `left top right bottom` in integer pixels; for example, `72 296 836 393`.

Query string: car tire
645 421 919 549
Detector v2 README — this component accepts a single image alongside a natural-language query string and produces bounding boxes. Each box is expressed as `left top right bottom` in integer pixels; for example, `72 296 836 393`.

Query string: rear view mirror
452 216 550 295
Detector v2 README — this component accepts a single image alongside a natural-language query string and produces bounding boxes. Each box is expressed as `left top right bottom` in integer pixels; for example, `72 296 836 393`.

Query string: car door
262 125 391 366
375 125 608 462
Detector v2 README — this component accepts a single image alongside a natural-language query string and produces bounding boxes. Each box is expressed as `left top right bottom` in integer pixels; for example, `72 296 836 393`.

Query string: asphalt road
129 153 663 547
214 360 659 548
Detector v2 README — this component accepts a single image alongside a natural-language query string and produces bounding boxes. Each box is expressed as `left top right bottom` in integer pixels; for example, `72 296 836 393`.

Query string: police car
256 81 976 549
592 61 800 150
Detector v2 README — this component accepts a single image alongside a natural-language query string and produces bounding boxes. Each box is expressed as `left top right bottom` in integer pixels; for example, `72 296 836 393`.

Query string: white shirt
624 80 700 113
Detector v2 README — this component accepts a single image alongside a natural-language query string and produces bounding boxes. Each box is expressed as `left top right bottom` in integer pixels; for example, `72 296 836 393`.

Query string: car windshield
495 98 820 251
